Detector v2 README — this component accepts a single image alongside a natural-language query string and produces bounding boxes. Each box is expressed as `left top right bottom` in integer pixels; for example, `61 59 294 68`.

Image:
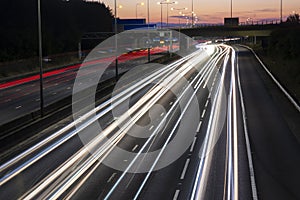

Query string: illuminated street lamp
280 0 283 23
37 0 44 117
136 2 145 19
157 0 178 28
147 0 150 24
181 11 196 27
231 0 233 18
246 17 253 25
171 7 187 28
191 0 194 27
114 1 122 80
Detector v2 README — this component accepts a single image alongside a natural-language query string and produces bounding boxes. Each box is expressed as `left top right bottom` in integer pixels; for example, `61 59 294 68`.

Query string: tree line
0 0 113 62
268 14 300 60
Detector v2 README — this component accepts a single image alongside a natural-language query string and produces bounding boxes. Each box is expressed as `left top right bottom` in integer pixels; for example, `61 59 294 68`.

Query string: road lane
0 48 214 199
236 45 300 200
0 51 164 125
3 44 296 200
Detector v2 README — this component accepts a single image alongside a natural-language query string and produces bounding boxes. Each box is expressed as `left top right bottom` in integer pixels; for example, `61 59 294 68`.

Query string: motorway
0 48 165 126
0 44 300 199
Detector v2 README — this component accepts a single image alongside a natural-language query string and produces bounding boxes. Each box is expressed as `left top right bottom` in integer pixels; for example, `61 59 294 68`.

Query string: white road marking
149 125 154 131
173 190 180 200
190 137 197 152
160 112 165 116
52 92 57 95
169 101 173 105
107 173 117 183
236 49 258 200
201 109 206 118
205 100 209 108
180 158 190 179
66 87 71 90
196 121 202 132
208 92 211 99
240 45 300 112
15 105 22 109
132 145 138 152
123 160 128 162
35 98 40 101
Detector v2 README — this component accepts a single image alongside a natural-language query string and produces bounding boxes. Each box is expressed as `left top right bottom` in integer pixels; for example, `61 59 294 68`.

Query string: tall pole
191 0 194 27
167 3 169 27
161 3 163 28
147 0 150 24
114 0 118 80
231 0 233 18
38 0 44 117
280 0 283 23
136 4 138 19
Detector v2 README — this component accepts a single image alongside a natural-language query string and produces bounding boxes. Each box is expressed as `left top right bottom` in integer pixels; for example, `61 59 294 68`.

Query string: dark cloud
253 8 278 13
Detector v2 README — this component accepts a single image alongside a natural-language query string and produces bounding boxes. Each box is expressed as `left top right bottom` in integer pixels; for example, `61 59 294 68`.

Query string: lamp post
147 0 150 24
157 0 178 28
231 0 233 19
37 0 44 117
181 11 196 27
136 2 145 19
114 1 122 80
280 0 283 23
191 0 194 27
171 7 187 28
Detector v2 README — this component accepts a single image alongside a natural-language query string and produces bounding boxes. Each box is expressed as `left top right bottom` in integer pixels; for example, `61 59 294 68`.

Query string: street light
37 0 44 117
231 0 233 19
147 0 150 24
181 11 196 27
114 1 122 80
246 17 253 25
280 0 283 23
136 2 145 19
191 0 194 27
171 7 187 28
157 0 178 28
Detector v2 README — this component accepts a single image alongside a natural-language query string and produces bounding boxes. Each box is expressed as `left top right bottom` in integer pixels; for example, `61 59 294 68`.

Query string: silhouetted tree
0 0 113 61
286 13 300 24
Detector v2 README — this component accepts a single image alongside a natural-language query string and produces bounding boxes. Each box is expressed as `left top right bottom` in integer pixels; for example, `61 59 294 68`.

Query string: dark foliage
268 26 300 60
0 0 113 61
286 13 300 24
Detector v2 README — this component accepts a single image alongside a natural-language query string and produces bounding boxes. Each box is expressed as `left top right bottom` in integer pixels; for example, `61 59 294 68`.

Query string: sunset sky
101 0 300 24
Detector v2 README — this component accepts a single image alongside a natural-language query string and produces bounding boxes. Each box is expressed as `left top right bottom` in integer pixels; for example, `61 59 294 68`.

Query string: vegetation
0 0 113 62
255 17 300 101
286 13 300 24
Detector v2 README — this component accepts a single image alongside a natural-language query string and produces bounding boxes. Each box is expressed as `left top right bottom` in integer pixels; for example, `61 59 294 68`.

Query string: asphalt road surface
235 45 300 200
0 44 299 200
0 50 164 126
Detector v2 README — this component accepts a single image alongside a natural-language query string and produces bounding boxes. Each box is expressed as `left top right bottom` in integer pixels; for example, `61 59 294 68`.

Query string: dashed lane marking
149 125 154 131
205 100 209 108
132 145 138 152
180 158 190 180
190 137 197 152
173 190 180 200
196 121 203 133
107 173 117 183
201 109 206 119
